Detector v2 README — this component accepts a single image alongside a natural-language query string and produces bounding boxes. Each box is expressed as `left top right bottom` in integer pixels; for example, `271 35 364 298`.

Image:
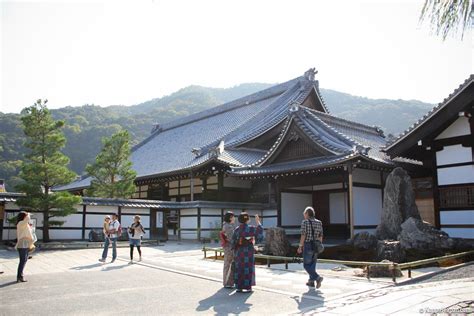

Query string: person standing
16 211 35 283
128 215 145 264
232 212 263 293
221 211 236 288
99 213 120 263
297 206 324 289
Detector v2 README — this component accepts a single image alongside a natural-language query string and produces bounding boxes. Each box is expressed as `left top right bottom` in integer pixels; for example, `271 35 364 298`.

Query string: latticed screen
439 185 474 208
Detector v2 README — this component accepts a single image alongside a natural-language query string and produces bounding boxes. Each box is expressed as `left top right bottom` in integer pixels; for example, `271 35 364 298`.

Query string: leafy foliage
14 99 82 241
86 130 137 198
0 84 433 191
420 0 472 40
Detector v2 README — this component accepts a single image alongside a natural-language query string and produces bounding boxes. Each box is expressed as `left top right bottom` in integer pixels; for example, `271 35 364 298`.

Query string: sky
1 0 472 113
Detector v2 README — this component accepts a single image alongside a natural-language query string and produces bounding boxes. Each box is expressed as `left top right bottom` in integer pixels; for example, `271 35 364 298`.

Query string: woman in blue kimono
232 212 263 292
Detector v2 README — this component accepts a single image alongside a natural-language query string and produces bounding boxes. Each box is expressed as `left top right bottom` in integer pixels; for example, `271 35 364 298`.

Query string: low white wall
440 210 474 225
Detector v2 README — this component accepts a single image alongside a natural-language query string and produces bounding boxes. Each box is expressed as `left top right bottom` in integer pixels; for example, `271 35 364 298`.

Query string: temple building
2 69 420 241
385 75 474 239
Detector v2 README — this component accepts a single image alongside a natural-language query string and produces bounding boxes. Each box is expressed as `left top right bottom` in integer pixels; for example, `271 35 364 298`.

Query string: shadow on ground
196 287 254 315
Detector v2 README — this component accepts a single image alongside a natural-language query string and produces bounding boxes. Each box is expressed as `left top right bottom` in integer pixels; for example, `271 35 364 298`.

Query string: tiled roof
56 69 400 191
230 154 355 176
385 75 474 152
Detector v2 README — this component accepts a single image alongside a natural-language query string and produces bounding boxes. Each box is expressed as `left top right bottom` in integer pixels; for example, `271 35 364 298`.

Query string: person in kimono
232 212 263 292
221 211 236 288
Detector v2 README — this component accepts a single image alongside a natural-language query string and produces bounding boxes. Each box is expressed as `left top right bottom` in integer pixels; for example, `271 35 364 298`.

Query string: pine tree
16 99 81 242
86 130 137 198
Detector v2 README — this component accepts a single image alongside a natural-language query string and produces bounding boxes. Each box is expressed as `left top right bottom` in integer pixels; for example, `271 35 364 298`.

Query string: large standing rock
376 167 421 240
264 227 290 256
398 217 453 250
376 240 406 263
352 231 378 250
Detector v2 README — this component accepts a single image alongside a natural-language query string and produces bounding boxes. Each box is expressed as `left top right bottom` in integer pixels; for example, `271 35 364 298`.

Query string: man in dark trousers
297 206 324 288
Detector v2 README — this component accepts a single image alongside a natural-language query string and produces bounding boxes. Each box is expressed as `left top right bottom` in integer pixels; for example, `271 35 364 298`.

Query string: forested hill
0 83 433 190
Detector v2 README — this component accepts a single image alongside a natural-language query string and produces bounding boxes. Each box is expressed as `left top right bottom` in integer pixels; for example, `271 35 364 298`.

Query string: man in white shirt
99 214 120 263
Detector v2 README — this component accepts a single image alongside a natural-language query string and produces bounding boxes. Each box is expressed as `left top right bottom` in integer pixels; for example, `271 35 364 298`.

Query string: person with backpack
297 206 324 289
99 213 121 263
128 215 145 264
220 211 236 288
232 212 263 293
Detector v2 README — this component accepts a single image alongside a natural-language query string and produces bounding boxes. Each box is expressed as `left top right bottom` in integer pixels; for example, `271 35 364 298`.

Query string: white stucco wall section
329 192 348 224
353 187 383 226
440 210 474 224
435 117 471 140
442 228 474 239
437 165 474 185
281 192 312 226
436 145 473 166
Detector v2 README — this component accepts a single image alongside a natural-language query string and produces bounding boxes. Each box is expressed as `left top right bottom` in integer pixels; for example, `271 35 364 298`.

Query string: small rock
352 231 378 250
365 259 403 278
376 240 406 263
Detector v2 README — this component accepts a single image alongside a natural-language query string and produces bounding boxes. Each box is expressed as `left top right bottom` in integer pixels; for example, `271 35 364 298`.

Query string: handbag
310 220 324 254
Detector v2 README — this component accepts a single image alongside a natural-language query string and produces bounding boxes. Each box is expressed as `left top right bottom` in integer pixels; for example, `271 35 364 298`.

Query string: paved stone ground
0 242 472 315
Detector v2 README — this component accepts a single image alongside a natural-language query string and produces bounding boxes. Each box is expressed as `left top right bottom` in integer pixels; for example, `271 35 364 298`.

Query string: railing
202 247 474 283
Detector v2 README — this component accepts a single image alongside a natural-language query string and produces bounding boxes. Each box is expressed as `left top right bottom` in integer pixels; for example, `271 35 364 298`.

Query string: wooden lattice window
439 185 474 208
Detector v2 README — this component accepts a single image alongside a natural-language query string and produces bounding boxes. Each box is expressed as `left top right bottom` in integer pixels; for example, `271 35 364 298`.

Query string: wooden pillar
81 204 87 240
197 207 201 241
0 203 4 242
118 206 122 222
347 163 354 238
276 179 282 227
431 146 441 229
190 170 194 201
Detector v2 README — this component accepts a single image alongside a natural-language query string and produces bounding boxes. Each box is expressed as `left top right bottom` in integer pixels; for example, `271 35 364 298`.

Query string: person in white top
99 214 120 263
16 211 35 282
128 215 145 264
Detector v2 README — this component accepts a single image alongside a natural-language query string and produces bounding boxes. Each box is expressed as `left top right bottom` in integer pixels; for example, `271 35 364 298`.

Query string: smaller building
385 75 474 239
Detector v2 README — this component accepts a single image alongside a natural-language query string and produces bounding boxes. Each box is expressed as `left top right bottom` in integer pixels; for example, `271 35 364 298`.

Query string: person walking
297 206 324 289
232 212 263 293
221 211 236 288
16 211 35 283
128 215 145 264
99 213 120 263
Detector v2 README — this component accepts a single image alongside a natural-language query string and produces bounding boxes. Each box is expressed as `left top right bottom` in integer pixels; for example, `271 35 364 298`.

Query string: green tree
16 99 81 242
86 130 137 198
420 0 472 40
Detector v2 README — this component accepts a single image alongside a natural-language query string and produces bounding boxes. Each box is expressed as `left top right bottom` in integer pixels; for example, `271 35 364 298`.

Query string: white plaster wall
181 208 198 216
201 217 222 229
435 117 471 140
436 145 473 166
180 231 198 240
281 192 312 226
223 177 252 188
201 208 221 215
122 207 150 214
263 209 277 216
353 187 383 225
50 214 83 227
437 165 474 185
329 192 348 224
440 210 474 225
441 228 474 239
263 217 278 227
353 169 381 185
180 216 198 229
86 214 108 228
85 205 118 214
49 229 82 240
